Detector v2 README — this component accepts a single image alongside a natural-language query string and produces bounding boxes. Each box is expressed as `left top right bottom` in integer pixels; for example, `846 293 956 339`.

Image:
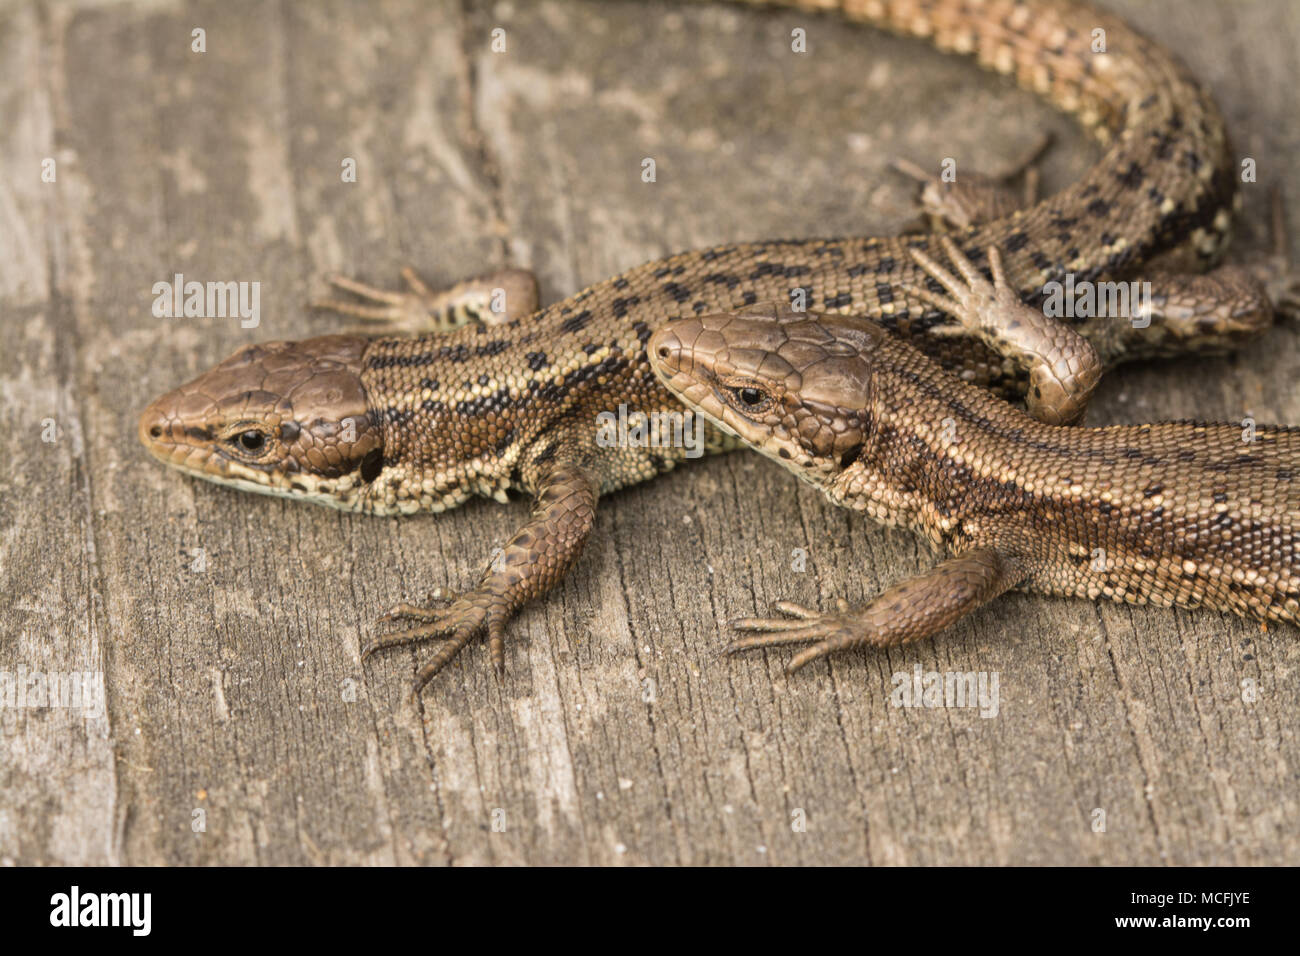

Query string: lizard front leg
312 266 540 333
362 459 598 697
903 237 1103 425
727 548 1024 673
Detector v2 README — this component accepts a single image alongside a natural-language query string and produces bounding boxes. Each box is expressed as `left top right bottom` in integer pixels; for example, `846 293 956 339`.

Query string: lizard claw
890 134 1051 231
363 591 498 693
725 598 857 670
378 588 459 622
901 237 1099 425
311 266 540 334
311 268 450 334
903 237 1017 335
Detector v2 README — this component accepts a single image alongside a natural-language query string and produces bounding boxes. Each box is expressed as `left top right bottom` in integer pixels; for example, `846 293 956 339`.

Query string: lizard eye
235 429 267 453
729 386 770 410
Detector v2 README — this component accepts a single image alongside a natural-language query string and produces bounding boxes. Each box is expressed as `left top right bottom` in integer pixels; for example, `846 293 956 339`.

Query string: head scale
138 334 384 510
648 303 878 487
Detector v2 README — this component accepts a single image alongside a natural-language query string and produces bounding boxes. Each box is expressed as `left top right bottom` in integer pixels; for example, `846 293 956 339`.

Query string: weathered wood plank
1 0 1296 865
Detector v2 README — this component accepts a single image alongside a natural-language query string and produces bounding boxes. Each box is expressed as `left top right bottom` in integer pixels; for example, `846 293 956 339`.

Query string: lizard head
648 303 878 490
138 334 385 510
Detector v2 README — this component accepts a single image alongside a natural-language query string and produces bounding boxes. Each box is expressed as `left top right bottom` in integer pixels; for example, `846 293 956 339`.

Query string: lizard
646 238 1300 670
137 0 1293 696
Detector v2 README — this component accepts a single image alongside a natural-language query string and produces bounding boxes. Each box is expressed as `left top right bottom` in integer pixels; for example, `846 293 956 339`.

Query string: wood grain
1 0 1297 865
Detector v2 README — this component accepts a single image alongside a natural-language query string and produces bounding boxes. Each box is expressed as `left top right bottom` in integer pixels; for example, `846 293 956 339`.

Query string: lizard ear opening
359 448 384 484
839 443 864 469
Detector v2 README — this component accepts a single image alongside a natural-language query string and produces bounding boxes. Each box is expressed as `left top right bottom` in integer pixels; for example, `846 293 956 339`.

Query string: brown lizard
647 238 1300 669
138 0 1292 695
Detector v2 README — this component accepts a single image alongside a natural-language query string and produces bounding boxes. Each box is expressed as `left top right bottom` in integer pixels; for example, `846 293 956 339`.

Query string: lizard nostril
139 405 169 447
656 345 670 360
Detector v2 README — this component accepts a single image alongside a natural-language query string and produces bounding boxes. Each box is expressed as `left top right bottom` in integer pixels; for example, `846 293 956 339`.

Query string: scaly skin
647 274 1300 671
139 0 1285 695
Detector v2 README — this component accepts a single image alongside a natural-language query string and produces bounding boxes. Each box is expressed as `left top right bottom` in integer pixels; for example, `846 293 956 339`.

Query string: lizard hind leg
726 549 1023 673
312 266 540 335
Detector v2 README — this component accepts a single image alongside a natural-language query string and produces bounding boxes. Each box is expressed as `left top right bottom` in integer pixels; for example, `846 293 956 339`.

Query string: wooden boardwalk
2 0 1298 865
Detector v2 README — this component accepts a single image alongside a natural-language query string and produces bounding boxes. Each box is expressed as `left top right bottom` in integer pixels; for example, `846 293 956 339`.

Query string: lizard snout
648 324 687 377
138 401 167 447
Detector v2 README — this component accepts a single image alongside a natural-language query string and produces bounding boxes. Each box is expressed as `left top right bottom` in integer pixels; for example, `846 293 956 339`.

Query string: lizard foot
1141 186 1298 351
727 598 855 673
312 266 539 334
903 236 1020 338
892 132 1051 231
363 587 509 697
312 267 450 330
